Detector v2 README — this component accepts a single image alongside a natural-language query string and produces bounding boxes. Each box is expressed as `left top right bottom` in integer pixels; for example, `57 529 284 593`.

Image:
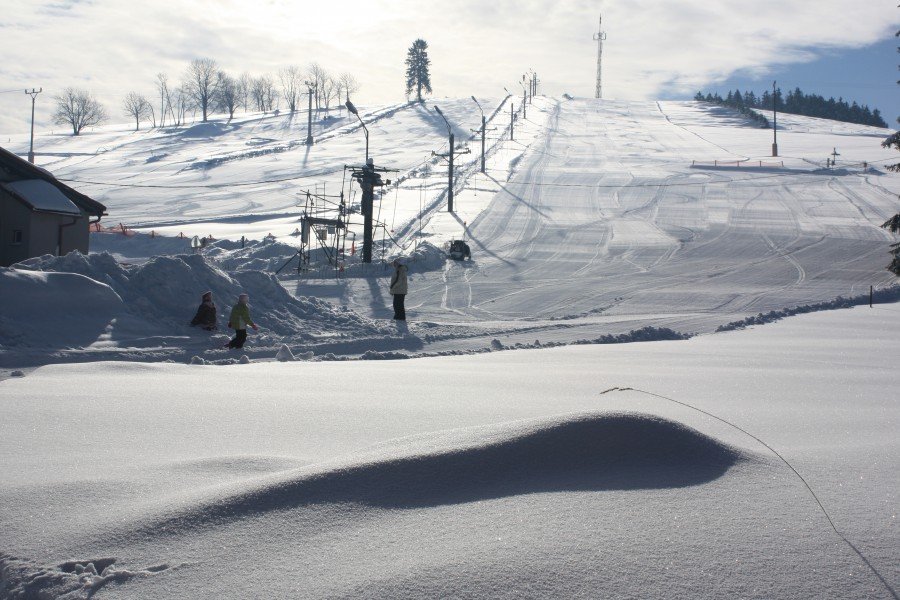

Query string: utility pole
25 88 42 163
433 106 470 212
772 80 778 157
348 159 392 263
510 102 515 142
305 81 316 145
593 16 607 99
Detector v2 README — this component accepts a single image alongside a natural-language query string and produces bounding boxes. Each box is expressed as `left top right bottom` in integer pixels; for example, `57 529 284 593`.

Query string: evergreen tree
405 39 432 102
880 26 900 275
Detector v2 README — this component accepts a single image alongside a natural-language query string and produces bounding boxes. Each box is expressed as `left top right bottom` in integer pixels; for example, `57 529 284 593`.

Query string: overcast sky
1 0 897 136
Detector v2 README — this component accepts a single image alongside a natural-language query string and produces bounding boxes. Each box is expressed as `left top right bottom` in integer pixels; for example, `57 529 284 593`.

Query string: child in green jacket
226 293 258 349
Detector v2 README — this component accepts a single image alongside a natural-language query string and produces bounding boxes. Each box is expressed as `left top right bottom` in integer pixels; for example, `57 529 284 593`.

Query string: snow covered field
1 97 898 598
1 304 898 598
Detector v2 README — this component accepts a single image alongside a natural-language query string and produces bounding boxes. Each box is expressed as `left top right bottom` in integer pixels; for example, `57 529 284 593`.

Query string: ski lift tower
593 15 607 99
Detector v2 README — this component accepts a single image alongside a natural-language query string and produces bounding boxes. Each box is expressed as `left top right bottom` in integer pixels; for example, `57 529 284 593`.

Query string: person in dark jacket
190 291 217 330
389 259 408 320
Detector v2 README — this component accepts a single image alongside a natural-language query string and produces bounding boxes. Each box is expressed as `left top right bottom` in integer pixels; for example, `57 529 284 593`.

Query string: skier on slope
389 259 408 320
226 293 258 349
190 291 217 331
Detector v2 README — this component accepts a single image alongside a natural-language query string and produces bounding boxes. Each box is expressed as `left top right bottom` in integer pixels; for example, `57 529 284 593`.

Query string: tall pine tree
881 26 900 274
405 39 432 102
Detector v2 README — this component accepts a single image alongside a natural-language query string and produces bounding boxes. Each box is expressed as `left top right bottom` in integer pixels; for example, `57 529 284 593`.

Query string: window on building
11 229 23 245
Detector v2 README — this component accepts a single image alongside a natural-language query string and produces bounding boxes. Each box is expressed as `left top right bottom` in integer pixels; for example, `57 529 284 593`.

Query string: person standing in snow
190 291 217 330
389 259 408 320
226 293 258 349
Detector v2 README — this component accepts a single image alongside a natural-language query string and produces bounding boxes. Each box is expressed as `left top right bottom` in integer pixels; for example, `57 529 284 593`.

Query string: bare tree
172 84 192 126
184 58 220 122
307 62 329 110
53 88 108 136
251 75 277 112
279 65 304 113
155 73 170 127
321 75 337 110
238 72 253 112
338 72 359 104
217 72 239 120
123 92 153 131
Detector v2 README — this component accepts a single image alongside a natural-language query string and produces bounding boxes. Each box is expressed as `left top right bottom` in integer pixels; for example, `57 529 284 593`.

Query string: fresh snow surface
1 304 898 598
1 97 898 598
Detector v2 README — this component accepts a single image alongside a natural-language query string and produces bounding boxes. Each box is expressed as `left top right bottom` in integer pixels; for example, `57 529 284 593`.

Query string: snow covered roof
1 179 82 215
0 146 106 216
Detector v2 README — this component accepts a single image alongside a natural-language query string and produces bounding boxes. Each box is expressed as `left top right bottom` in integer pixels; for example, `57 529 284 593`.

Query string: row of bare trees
141 58 360 130
53 58 361 134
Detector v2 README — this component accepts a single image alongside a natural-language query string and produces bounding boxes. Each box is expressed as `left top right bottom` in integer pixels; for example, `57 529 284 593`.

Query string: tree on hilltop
405 39 432 102
122 92 153 131
53 88 108 135
184 58 221 122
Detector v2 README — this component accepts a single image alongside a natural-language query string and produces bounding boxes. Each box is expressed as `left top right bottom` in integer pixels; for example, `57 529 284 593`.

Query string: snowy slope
2 97 898 365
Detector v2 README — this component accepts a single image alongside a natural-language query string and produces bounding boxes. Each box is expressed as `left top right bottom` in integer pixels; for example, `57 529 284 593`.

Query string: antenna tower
593 16 607 99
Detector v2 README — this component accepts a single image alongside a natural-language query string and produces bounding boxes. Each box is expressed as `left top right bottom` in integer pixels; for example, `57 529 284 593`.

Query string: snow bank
130 412 747 534
715 286 900 331
11 251 385 343
0 267 124 350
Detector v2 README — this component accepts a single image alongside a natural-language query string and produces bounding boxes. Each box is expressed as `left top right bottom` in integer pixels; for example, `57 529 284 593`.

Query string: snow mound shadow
144 413 748 533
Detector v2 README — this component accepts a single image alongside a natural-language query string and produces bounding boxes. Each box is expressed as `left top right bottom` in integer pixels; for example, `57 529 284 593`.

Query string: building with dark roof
0 146 106 267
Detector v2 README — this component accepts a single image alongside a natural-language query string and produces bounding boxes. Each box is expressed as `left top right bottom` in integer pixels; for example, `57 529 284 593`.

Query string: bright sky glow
0 0 897 135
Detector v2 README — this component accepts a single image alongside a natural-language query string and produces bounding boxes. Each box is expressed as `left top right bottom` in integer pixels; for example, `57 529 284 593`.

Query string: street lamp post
519 81 527 119
434 106 455 212
305 81 316 146
345 100 369 163
471 96 485 174
772 80 778 157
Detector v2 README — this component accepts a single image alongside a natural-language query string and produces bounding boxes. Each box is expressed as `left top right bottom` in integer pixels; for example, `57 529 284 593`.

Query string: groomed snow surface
1 97 898 598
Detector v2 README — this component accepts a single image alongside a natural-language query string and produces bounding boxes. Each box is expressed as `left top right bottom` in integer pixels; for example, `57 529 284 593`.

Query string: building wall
0 190 32 267
0 190 91 267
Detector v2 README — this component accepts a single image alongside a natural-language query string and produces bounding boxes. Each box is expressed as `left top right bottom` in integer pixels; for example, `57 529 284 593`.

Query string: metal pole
448 132 454 212
481 115 486 173
25 88 42 163
306 84 314 145
510 103 514 142
772 81 778 157
362 163 374 263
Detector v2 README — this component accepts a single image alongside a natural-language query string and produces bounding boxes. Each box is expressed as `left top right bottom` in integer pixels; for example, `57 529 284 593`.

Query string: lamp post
345 100 369 162
771 80 778 157
305 81 316 145
471 96 485 174
504 88 514 141
434 105 455 212
25 88 42 163
519 80 527 119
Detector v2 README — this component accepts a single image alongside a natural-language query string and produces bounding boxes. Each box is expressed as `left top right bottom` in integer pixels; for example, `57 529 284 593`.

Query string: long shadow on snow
137 413 746 535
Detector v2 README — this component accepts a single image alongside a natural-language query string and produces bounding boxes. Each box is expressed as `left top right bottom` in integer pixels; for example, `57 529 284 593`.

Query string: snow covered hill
1 97 897 364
